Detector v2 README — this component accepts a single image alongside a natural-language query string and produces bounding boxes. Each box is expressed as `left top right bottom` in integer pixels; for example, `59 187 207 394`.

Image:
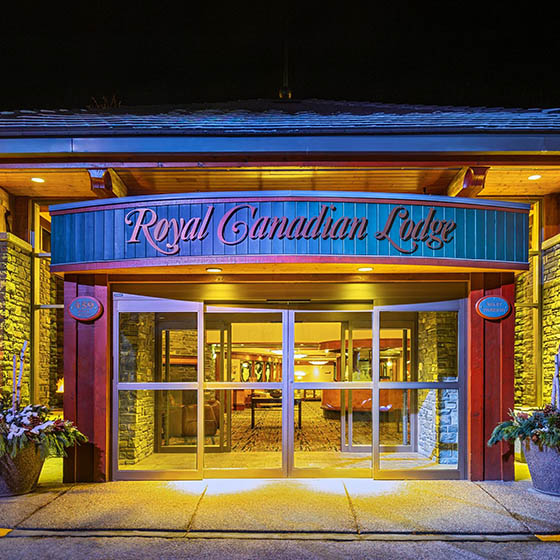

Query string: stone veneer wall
514 264 537 407
542 237 560 405
417 312 459 464
118 313 156 465
0 234 63 408
0 234 32 404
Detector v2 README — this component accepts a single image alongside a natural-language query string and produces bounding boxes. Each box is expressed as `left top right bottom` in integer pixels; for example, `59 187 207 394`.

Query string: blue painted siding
50 193 530 268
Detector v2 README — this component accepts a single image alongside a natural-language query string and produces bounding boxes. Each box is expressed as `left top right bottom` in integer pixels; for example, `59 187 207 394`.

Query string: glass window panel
204 313 283 382
379 389 459 472
379 311 458 382
203 389 282 470
294 313 372 383
119 312 198 383
118 390 197 471
417 312 458 382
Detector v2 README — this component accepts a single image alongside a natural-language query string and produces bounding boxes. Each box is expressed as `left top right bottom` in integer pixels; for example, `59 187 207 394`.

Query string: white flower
7 426 25 440
30 420 54 434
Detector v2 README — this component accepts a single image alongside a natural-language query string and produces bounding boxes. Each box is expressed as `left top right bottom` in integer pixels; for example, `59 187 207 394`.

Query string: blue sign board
50 191 530 272
475 296 511 320
68 296 104 322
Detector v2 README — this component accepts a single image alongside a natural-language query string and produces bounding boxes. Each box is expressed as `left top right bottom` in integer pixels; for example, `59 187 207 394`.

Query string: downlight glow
528 175 542 180
31 177 45 183
205 267 223 273
358 267 373 272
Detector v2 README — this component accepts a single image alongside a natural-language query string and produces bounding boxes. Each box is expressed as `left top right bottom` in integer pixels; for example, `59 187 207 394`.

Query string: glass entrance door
373 301 467 479
113 294 204 479
113 294 465 480
203 307 287 477
288 311 374 477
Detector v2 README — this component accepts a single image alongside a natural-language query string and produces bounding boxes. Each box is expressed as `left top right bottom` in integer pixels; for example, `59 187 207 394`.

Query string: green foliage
488 404 560 450
0 403 88 459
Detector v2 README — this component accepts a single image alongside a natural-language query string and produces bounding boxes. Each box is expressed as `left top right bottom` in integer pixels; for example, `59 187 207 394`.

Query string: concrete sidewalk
1 475 559 539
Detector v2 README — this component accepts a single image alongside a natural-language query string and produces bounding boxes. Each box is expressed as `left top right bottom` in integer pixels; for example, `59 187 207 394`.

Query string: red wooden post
468 273 485 481
63 275 78 483
499 273 515 481
63 274 110 482
468 272 515 481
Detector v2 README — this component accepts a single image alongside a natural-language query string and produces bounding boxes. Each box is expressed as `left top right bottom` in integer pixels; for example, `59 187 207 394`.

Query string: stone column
0 233 32 404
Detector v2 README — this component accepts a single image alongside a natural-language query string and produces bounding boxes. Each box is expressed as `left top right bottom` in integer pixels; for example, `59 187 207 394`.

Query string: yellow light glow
31 177 45 183
205 267 223 273
528 174 542 180
358 267 373 272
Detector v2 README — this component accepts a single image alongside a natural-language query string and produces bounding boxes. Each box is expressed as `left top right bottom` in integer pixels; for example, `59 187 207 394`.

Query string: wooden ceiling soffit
447 166 489 197
88 168 128 198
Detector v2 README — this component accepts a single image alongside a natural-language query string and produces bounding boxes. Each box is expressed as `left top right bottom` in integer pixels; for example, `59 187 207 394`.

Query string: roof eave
1 132 560 155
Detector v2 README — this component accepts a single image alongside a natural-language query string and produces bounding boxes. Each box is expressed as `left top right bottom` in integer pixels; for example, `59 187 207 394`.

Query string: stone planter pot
0 444 45 497
523 440 560 496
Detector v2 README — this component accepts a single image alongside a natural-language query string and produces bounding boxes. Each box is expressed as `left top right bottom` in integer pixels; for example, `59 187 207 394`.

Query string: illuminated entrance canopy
50 191 529 271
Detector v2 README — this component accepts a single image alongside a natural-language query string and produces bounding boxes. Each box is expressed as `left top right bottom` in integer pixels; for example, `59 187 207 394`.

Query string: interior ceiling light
528 174 542 180
358 267 373 272
271 349 283 355
205 267 222 273
294 353 307 359
309 360 328 365
31 177 45 183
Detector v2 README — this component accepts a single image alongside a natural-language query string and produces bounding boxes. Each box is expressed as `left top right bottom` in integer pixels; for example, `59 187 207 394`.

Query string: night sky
2 4 559 111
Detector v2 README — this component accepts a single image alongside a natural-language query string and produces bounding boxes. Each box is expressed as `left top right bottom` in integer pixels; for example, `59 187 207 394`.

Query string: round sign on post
475 296 511 321
68 296 104 322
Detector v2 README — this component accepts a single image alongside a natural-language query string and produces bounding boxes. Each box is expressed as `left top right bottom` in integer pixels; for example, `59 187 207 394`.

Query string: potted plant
0 342 88 496
488 404 560 496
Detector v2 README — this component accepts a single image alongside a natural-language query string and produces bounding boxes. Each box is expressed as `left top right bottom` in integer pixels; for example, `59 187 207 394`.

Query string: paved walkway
1 476 559 540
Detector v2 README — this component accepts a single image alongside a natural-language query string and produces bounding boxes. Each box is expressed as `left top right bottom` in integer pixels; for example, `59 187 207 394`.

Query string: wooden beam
88 169 128 198
88 169 107 197
4 154 560 168
448 167 490 197
12 196 31 242
105 169 128 198
0 187 11 232
542 194 560 241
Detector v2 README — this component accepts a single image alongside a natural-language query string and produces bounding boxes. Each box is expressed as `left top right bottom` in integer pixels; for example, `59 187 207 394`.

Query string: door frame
111 293 205 480
203 305 287 478
286 308 375 478
372 299 468 480
112 293 467 480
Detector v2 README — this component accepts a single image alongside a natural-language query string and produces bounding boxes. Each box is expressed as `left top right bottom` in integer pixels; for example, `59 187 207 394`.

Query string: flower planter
0 444 45 497
523 441 560 497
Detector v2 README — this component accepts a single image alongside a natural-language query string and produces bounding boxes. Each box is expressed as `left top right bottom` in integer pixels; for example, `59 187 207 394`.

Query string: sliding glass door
288 311 374 477
113 293 466 480
203 307 287 477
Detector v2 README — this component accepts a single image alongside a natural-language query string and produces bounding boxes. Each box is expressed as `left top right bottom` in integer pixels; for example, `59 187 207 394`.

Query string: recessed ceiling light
309 360 328 365
205 267 222 273
358 267 373 272
31 177 45 183
528 175 542 181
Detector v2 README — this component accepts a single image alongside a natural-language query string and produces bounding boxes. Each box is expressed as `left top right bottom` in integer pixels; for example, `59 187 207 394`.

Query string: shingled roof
1 99 560 137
